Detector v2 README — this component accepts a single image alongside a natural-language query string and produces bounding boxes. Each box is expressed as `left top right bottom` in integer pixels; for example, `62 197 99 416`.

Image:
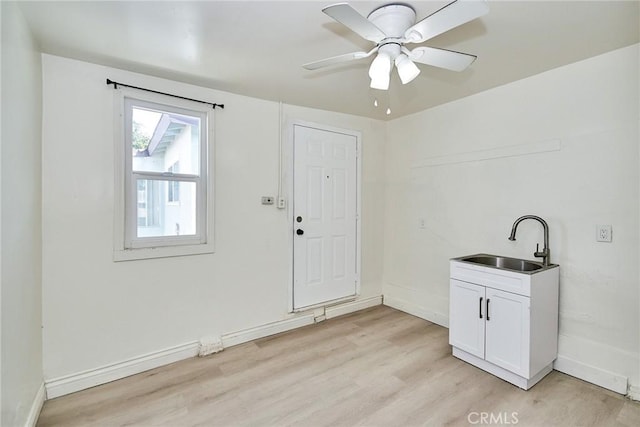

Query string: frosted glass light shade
395 54 421 84
369 53 392 90
370 74 390 90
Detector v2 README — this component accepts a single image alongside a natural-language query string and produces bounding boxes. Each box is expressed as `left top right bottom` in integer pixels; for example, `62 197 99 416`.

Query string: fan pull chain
373 96 391 115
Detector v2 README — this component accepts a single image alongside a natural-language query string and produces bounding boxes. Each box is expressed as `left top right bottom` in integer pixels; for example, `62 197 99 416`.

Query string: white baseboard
222 314 315 348
222 296 383 347
26 383 46 427
627 385 640 401
45 342 200 399
41 295 380 399
553 355 628 395
325 295 382 319
383 295 449 327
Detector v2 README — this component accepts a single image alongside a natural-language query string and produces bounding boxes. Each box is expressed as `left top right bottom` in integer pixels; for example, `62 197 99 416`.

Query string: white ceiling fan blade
408 46 477 72
303 48 377 70
404 0 489 44
322 3 386 43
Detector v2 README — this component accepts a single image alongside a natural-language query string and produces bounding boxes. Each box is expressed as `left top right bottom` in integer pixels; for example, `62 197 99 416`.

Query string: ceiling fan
303 0 489 90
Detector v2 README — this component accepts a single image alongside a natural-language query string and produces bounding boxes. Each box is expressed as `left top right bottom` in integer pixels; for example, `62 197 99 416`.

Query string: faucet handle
534 243 543 257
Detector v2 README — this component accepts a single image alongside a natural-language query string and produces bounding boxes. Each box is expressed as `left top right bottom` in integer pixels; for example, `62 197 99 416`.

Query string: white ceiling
18 1 640 120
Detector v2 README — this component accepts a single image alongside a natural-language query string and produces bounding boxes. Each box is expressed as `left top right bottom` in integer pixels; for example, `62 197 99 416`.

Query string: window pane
131 107 201 175
136 179 197 238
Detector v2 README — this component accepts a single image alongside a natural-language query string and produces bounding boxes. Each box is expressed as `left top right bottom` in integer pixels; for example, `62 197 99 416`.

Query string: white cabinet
449 280 485 358
449 259 559 390
484 287 531 377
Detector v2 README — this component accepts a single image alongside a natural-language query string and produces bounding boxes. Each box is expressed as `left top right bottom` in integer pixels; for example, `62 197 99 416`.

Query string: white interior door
293 124 358 310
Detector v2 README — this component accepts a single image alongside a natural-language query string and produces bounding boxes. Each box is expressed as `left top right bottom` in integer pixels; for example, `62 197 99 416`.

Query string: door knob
296 216 303 223
296 229 304 236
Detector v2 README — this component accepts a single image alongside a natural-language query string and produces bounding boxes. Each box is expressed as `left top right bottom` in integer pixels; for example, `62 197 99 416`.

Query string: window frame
167 161 180 204
113 88 215 261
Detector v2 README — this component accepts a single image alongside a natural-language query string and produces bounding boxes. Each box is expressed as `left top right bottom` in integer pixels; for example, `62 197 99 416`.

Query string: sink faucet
508 215 551 266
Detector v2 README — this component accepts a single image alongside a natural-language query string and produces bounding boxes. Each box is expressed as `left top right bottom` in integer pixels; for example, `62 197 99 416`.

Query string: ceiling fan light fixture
369 53 392 90
370 75 390 90
395 54 421 84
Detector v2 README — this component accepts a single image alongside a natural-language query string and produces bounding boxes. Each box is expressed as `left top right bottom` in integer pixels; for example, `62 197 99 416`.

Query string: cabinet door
449 279 485 358
485 288 530 377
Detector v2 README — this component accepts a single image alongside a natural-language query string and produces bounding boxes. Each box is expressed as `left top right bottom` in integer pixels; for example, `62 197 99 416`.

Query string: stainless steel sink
453 254 552 273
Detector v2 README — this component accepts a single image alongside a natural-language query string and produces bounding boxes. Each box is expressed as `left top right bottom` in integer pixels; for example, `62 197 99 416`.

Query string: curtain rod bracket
106 78 224 110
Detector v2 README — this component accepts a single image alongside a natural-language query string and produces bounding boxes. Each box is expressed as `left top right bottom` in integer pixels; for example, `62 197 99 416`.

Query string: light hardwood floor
38 306 640 426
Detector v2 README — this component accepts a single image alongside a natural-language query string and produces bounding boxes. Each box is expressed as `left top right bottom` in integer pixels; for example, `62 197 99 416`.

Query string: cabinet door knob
486 298 491 321
479 297 483 319
296 229 304 236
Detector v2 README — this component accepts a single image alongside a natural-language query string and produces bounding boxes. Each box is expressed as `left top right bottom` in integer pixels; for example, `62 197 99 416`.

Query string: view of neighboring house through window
121 95 210 252
167 161 180 204
137 179 160 227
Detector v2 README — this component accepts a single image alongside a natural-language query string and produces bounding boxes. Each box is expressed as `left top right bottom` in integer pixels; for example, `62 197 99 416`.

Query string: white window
114 90 214 261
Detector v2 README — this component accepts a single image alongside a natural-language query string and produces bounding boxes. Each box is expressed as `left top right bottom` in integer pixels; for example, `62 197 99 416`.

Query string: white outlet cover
596 225 612 242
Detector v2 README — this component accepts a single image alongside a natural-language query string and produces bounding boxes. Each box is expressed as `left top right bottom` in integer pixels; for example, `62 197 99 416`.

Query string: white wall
383 44 640 391
41 55 385 383
1 2 44 425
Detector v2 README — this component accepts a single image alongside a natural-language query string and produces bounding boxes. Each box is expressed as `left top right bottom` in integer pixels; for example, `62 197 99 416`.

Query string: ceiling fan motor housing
367 4 416 38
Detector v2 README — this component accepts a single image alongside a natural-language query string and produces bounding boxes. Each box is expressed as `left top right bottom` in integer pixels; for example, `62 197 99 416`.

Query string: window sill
113 242 214 262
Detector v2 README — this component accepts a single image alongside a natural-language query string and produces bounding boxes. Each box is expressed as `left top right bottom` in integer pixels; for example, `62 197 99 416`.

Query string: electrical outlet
418 218 426 229
261 196 274 205
277 197 286 209
596 225 612 242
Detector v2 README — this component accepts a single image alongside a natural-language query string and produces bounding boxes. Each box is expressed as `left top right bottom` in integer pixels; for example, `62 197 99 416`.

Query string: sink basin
454 254 548 273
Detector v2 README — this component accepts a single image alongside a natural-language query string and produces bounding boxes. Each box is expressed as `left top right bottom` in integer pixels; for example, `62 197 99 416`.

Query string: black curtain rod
106 79 224 110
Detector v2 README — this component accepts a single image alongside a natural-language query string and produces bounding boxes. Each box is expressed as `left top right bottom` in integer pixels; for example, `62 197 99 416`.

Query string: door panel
305 237 323 285
293 125 357 309
485 288 530 377
332 168 347 219
449 279 485 359
332 236 346 279
307 167 323 220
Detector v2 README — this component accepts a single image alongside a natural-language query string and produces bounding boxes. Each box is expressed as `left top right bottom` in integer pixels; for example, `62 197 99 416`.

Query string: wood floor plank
37 306 640 426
